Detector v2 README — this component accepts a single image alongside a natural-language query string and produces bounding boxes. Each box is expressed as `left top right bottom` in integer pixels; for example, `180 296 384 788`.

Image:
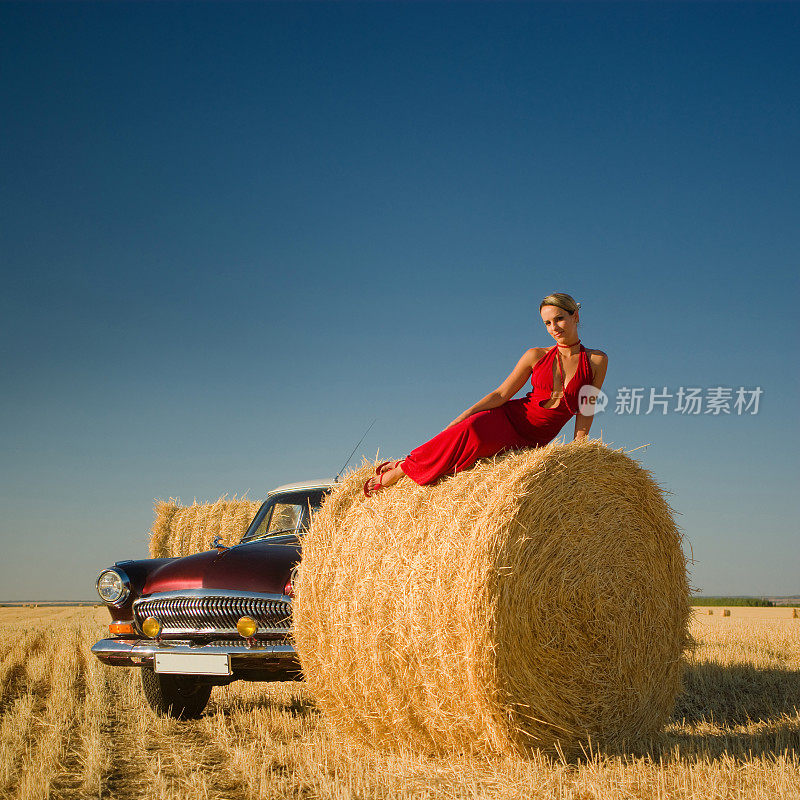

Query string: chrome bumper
91 637 298 669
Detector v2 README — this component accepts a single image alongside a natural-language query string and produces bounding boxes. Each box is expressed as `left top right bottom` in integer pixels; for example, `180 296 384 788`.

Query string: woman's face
540 305 579 344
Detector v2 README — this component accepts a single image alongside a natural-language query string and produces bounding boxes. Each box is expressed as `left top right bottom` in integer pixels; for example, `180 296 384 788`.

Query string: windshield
240 490 327 543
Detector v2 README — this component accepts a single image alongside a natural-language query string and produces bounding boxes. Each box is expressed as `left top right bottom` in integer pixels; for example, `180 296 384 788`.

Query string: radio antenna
335 418 376 482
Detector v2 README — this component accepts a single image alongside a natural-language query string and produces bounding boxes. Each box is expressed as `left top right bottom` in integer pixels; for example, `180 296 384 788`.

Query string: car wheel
140 667 212 719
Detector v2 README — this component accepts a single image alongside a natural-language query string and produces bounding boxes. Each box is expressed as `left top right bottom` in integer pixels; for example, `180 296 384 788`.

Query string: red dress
401 344 594 486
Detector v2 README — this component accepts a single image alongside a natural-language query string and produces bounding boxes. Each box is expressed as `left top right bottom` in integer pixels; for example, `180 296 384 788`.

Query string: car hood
142 539 301 595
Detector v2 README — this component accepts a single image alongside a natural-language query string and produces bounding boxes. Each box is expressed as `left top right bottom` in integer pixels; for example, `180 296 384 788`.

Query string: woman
364 292 608 495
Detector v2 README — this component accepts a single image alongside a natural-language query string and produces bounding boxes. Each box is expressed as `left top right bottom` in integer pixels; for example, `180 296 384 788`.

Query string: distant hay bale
723 609 731 617
149 495 261 558
294 439 691 756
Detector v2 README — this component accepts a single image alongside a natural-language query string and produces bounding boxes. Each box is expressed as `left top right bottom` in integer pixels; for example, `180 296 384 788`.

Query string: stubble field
0 606 797 800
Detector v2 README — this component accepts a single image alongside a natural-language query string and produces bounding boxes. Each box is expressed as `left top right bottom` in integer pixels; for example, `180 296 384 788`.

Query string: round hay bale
149 495 261 558
294 438 691 756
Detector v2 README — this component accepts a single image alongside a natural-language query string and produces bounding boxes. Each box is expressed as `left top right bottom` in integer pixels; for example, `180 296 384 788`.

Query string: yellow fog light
237 616 258 638
142 617 162 638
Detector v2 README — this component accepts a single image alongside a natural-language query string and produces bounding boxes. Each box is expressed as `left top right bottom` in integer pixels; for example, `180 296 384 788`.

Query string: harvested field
0 606 797 799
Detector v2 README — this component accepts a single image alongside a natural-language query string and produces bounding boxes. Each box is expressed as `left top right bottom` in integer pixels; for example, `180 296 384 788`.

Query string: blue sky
1 2 797 600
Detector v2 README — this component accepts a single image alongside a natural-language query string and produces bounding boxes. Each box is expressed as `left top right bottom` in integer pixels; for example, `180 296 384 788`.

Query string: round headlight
96 568 130 606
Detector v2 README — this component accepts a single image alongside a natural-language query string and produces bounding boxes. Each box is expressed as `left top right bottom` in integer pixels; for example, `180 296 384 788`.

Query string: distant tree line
691 597 774 607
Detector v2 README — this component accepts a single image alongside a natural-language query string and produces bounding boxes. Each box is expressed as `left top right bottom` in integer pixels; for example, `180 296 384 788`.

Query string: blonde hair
539 292 581 315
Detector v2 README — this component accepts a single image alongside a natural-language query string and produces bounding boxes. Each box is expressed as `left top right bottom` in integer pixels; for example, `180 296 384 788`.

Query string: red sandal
363 471 384 497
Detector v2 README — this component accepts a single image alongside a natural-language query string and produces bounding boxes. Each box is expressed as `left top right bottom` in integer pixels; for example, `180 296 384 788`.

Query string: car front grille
133 593 292 637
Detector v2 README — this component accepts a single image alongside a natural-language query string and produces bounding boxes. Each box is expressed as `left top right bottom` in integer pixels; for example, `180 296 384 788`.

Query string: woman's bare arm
573 350 609 440
445 349 544 429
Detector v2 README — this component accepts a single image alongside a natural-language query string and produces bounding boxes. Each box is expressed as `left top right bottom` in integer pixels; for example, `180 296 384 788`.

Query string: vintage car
91 479 333 718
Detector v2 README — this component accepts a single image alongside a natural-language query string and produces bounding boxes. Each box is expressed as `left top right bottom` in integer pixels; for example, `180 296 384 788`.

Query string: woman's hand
573 350 609 440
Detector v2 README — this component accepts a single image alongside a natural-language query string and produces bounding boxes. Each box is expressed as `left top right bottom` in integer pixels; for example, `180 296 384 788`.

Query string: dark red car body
92 481 332 717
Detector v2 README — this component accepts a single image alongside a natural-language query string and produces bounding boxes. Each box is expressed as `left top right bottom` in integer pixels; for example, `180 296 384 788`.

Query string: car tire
140 667 212 719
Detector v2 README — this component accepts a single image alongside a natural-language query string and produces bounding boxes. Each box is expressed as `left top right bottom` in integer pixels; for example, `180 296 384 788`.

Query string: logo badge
577 385 608 416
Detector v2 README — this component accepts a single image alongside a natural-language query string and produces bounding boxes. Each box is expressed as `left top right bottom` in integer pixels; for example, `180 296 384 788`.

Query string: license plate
154 652 231 676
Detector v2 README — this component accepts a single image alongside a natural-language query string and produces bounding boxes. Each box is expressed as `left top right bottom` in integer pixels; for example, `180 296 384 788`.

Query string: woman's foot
363 472 384 497
364 461 405 497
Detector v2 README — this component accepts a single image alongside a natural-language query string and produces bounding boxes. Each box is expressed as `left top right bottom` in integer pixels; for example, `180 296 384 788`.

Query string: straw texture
149 495 261 558
294 438 691 756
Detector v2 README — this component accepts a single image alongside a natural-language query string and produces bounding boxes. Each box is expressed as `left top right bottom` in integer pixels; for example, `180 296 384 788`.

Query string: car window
241 489 328 543
250 502 303 539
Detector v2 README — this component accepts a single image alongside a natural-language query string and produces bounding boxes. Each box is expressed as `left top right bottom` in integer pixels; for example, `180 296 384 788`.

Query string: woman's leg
365 408 529 495
379 462 406 487
401 408 527 486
